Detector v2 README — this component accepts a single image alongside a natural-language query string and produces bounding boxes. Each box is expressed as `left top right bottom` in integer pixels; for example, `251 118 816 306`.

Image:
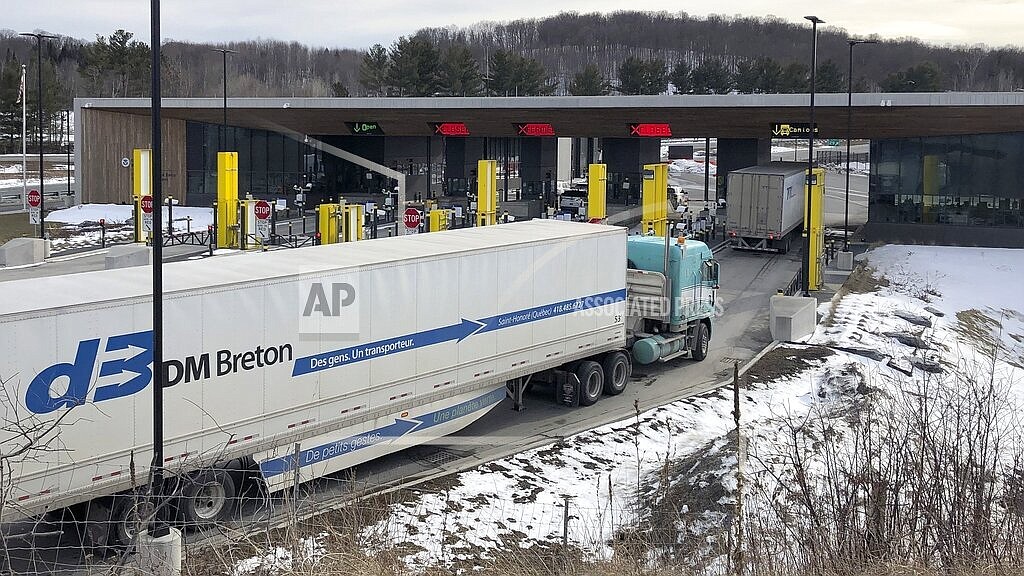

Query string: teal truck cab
625 235 720 364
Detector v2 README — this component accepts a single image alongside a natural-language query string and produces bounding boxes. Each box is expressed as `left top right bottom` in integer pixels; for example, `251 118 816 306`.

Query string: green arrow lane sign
771 122 819 138
347 122 384 135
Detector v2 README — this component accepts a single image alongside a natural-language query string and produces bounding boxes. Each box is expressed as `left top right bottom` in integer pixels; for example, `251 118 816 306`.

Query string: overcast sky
7 0 1023 50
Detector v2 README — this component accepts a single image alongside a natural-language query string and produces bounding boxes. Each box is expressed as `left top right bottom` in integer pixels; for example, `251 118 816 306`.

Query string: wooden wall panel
81 110 186 204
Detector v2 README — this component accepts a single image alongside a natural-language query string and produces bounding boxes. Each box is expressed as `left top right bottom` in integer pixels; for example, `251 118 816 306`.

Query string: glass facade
869 133 1024 228
186 121 328 207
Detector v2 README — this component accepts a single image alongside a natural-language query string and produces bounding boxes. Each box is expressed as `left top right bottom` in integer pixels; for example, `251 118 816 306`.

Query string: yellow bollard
807 167 826 291
476 159 498 226
341 204 364 242
317 203 341 245
217 152 239 248
587 163 607 222
641 163 669 236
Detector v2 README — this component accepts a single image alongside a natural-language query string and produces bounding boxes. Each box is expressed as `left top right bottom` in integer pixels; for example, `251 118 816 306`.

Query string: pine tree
568 64 610 96
617 56 647 95
641 59 668 95
815 60 845 92
359 44 390 97
779 62 810 93
753 57 783 93
733 60 759 93
670 60 691 94
438 45 484 96
486 49 517 96
0 55 23 154
486 50 554 96
690 57 732 94
331 81 350 97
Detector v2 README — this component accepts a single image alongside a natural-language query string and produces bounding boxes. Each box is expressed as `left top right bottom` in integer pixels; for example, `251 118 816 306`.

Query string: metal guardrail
782 269 803 296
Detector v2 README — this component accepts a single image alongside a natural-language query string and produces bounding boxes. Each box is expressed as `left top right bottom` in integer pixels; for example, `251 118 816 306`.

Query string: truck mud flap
554 370 581 407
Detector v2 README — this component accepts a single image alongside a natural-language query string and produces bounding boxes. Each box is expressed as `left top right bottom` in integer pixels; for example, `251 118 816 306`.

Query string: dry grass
825 264 889 326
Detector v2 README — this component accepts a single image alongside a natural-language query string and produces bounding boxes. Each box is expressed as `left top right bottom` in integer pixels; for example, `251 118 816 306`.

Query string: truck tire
601 352 630 396
691 322 710 362
109 493 155 548
575 361 604 406
178 469 236 526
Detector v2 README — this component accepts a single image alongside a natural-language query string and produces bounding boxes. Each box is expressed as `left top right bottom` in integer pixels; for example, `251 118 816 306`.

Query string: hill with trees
1 11 1023 152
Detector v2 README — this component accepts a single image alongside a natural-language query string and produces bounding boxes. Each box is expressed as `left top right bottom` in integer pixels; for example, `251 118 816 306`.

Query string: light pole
149 0 168 538
20 31 58 238
802 15 824 296
210 48 236 151
845 39 876 251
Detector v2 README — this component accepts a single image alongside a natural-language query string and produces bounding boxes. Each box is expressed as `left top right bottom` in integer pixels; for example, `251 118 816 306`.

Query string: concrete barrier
769 295 818 342
837 251 854 271
132 528 182 576
105 244 152 269
0 237 47 267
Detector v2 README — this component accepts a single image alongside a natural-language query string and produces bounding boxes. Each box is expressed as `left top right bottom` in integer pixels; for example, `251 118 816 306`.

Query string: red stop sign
254 200 272 220
140 195 154 214
404 208 421 229
27 190 41 208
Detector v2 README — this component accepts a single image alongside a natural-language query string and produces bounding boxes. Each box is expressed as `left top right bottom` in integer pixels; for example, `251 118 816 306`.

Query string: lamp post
20 31 58 239
802 15 824 296
149 0 168 538
211 48 236 151
845 39 876 251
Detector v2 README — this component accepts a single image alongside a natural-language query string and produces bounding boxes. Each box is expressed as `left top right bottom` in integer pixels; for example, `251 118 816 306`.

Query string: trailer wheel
109 493 156 548
179 469 236 525
576 361 604 406
601 352 630 396
691 322 710 362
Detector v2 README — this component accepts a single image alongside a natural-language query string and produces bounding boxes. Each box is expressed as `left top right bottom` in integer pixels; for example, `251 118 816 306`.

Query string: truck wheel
691 322 710 362
575 361 604 406
179 469 236 526
110 493 155 548
602 352 630 395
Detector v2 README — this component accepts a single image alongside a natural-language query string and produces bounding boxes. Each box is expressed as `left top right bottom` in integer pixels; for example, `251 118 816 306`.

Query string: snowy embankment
44 203 213 252
232 245 1024 575
669 158 717 176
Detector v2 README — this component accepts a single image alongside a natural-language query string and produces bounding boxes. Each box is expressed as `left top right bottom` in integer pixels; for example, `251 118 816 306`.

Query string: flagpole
21 64 27 212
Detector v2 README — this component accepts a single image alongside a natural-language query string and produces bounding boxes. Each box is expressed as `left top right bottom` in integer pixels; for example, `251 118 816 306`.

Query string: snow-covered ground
669 158 717 176
232 244 1024 574
44 203 214 253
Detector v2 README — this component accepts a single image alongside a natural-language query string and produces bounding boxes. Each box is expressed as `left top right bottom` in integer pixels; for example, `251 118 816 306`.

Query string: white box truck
0 220 719 549
725 162 807 252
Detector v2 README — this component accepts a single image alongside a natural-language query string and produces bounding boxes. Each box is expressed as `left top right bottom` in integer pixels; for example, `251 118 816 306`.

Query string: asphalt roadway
1 235 802 574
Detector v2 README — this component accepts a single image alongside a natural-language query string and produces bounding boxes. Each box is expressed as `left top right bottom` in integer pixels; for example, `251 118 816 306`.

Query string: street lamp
802 15 824 296
845 39 877 251
210 48 237 151
20 31 58 239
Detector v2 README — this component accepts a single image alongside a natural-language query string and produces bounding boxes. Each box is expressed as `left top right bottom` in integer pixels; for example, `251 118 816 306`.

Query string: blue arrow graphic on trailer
291 288 625 377
258 387 507 478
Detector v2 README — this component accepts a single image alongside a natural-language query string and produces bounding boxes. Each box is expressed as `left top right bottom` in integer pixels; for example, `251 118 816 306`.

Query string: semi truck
0 220 717 548
725 162 813 253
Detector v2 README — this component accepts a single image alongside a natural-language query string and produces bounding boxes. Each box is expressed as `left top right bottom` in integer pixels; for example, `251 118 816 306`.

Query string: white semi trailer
725 162 807 253
0 219 718 549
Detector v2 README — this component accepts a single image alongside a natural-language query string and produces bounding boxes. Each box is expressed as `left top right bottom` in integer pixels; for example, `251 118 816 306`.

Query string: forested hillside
2 11 1023 152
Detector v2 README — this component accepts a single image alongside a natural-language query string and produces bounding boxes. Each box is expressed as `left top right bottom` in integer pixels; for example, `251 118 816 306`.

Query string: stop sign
254 200 272 220
27 190 41 208
404 208 421 229
140 195 154 214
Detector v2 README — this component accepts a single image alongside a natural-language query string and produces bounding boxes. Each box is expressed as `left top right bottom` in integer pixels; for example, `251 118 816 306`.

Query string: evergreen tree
0 55 23 154
670 60 691 94
438 45 484 96
486 49 554 96
386 36 440 97
486 49 517 96
617 56 647 95
330 81 350 97
80 30 150 97
690 57 732 94
359 44 390 97
641 58 668 95
568 64 610 96
618 56 667 95
779 62 810 93
881 62 943 92
753 56 783 93
733 60 759 93
815 59 845 92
